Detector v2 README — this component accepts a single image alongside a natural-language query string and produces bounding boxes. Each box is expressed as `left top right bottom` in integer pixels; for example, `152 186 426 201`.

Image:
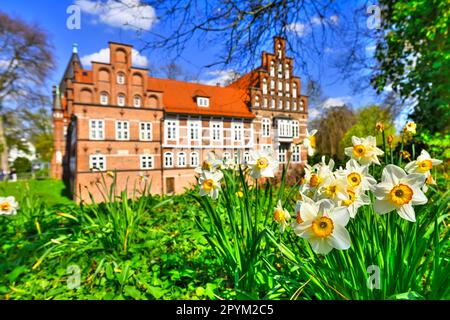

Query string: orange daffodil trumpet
273 200 291 233
195 152 222 174
345 136 384 165
373 165 427 222
405 150 442 192
303 129 318 157
247 150 279 179
199 170 223 200
293 195 351 255
0 196 19 216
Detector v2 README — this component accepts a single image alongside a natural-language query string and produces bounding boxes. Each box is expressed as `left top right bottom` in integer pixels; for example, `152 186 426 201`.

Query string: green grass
0 179 73 206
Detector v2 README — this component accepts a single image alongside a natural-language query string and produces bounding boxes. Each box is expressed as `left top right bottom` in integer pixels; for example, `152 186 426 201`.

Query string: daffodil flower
337 159 377 192
341 187 371 218
195 152 222 174
344 136 384 165
404 121 416 135
247 150 279 179
0 196 19 216
273 200 291 233
293 195 351 255
199 170 223 200
300 156 334 196
318 176 348 204
373 165 427 222
405 150 442 192
303 129 318 156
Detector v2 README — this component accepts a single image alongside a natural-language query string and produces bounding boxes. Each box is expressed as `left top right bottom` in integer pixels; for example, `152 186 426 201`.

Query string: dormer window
277 43 282 59
270 61 275 76
100 92 108 105
197 97 209 107
117 72 125 85
134 95 141 108
285 63 290 79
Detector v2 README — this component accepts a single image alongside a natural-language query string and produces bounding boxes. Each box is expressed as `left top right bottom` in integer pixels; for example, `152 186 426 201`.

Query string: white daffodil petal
329 225 351 250
374 199 395 215
397 204 416 222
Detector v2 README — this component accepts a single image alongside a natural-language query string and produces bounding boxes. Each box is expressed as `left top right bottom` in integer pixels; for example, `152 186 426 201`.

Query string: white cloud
329 15 339 25
80 47 148 67
285 23 310 37
75 0 157 31
201 69 240 86
320 96 352 109
311 16 324 25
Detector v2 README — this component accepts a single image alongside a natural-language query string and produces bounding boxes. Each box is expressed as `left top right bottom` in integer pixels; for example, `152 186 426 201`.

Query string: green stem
382 130 388 165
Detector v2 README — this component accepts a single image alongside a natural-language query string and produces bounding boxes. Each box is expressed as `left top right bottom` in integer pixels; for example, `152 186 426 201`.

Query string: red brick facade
51 37 309 202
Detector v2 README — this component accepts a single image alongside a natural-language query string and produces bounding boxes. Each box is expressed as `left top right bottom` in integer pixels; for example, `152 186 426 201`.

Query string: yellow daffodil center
342 189 356 206
202 161 212 171
0 202 11 211
324 184 338 197
274 208 286 223
309 136 316 148
309 174 321 187
256 157 269 169
417 160 432 172
426 175 433 185
311 216 334 238
236 191 244 198
347 172 362 187
296 211 303 224
202 179 215 191
389 184 413 206
353 144 366 158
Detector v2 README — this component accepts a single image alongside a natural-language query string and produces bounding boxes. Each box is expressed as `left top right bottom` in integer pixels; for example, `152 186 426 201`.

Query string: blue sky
1 0 385 115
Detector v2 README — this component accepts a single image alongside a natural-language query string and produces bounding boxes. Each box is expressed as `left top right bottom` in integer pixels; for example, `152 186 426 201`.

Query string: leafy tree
372 0 450 134
340 105 396 151
12 156 31 173
0 11 54 170
312 105 355 161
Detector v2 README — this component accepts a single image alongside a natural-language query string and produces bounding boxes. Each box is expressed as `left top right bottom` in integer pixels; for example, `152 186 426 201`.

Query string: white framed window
232 121 243 142
190 152 199 167
197 97 209 107
223 152 231 161
100 92 108 105
293 101 297 111
134 95 141 108
270 99 275 109
262 118 270 137
278 81 282 92
278 147 287 163
177 152 186 167
261 144 272 153
292 145 301 163
140 122 152 141
210 121 222 141
277 49 282 60
286 82 290 92
278 99 283 109
164 152 173 168
165 120 178 141
140 155 154 169
278 64 282 78
118 94 126 106
293 83 297 98
286 101 290 110
89 120 104 140
243 152 250 164
292 120 300 138
89 154 106 171
285 64 290 79
262 79 267 94
117 72 125 85
254 96 260 107
270 80 275 90
300 100 305 111
278 119 293 137
270 61 275 76
116 121 129 140
263 97 268 108
189 120 201 141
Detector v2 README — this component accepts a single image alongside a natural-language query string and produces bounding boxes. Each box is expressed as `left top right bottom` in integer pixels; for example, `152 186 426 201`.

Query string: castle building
51 37 309 202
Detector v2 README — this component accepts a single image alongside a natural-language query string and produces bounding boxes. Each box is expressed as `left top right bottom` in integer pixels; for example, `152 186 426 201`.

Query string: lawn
0 179 73 206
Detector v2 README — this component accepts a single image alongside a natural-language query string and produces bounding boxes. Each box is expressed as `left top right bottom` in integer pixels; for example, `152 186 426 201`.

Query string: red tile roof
147 77 254 118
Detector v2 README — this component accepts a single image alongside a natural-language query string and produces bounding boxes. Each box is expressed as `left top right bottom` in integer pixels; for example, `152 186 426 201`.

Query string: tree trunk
0 114 9 173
